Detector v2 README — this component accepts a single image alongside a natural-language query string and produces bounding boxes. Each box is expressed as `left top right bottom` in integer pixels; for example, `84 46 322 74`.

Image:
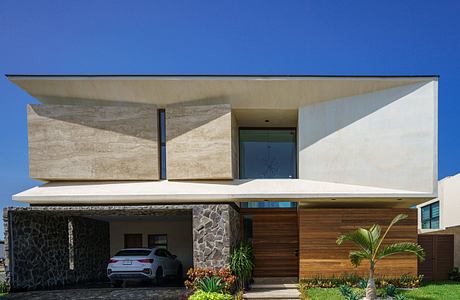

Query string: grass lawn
303 281 460 300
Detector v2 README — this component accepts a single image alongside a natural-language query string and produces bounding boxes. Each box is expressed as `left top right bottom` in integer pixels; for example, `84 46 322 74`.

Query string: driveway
1 282 187 300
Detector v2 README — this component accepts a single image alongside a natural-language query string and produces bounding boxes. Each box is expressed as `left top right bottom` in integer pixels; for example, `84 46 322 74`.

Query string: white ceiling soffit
8 76 434 109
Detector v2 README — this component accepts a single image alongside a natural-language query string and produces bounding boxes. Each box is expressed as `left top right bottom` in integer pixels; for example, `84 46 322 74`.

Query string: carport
4 204 239 291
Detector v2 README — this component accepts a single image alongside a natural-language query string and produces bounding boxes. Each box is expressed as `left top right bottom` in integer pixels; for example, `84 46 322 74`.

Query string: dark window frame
238 127 298 179
421 201 440 229
158 109 166 179
238 127 298 209
124 233 143 248
148 234 168 249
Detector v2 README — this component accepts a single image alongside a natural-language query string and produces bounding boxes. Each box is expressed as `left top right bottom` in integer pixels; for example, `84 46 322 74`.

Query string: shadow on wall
28 102 157 141
29 96 232 142
299 82 428 150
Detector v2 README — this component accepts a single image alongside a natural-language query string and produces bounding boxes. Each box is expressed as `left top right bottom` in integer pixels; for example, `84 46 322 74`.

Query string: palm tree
336 214 425 300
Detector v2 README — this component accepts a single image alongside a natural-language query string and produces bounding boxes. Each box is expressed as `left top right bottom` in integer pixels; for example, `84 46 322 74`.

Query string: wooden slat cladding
299 208 418 278
418 234 454 281
247 209 299 277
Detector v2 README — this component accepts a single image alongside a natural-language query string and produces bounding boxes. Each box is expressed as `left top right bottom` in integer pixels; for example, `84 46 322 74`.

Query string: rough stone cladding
192 204 240 268
4 210 109 291
4 204 240 291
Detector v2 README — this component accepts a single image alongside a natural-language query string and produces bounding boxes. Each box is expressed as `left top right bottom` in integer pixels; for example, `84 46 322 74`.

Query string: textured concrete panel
166 104 233 180
28 104 159 180
299 82 437 194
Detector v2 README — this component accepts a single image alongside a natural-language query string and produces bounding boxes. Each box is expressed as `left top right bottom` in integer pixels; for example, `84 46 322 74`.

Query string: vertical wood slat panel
418 234 454 281
247 209 299 277
299 208 418 278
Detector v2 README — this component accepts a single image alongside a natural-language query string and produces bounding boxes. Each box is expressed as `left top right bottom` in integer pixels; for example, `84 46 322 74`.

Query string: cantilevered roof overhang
6 75 438 108
13 179 433 207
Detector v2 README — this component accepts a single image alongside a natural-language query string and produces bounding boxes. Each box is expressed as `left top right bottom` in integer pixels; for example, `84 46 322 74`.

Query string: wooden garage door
249 209 299 277
418 234 454 281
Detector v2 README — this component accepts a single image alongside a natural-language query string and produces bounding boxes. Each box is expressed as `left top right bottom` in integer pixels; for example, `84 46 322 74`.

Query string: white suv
107 248 183 287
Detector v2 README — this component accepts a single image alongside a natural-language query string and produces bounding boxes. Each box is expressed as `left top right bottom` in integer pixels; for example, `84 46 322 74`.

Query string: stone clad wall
4 204 239 291
192 204 240 269
4 210 110 291
72 217 110 282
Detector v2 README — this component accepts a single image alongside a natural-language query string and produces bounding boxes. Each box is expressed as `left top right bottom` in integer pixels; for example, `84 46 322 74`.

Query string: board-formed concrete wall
27 104 159 180
166 104 234 180
298 81 437 194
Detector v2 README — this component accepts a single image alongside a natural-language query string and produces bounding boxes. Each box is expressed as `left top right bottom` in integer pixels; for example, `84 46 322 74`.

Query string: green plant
336 214 425 300
230 242 254 291
0 281 6 294
358 279 367 289
449 267 460 281
189 290 233 300
338 285 361 300
185 268 236 293
385 284 397 297
299 274 423 289
394 294 407 300
197 276 225 293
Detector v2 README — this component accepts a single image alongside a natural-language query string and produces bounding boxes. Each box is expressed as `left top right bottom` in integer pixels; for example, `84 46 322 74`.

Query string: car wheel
154 267 164 286
111 280 123 288
176 264 183 280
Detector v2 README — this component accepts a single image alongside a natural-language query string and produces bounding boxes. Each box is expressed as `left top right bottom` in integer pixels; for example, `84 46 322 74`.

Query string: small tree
336 214 425 300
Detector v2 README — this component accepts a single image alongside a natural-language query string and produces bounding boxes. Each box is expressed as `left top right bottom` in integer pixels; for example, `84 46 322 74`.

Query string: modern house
3 75 438 291
417 173 460 270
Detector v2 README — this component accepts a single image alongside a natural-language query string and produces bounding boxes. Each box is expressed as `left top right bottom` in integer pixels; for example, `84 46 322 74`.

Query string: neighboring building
4 75 438 291
417 173 460 267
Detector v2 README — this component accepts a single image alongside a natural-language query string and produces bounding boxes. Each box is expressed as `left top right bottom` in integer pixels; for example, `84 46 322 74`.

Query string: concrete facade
166 103 234 180
3 75 440 290
299 81 437 195
27 104 159 180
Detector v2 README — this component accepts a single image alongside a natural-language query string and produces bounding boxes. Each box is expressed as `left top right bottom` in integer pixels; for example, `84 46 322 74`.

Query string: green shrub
449 267 460 281
230 242 254 291
185 268 236 293
338 285 361 300
0 281 6 294
197 276 225 293
358 279 367 289
299 273 423 290
394 294 407 300
189 290 233 300
385 284 397 297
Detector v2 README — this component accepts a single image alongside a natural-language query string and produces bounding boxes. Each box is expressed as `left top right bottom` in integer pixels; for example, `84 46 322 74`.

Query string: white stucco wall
109 215 193 272
298 81 437 195
418 173 460 231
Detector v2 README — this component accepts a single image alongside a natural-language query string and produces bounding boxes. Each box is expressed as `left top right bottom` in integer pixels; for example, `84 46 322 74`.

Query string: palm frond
373 214 408 260
376 242 425 262
349 250 370 267
336 228 374 252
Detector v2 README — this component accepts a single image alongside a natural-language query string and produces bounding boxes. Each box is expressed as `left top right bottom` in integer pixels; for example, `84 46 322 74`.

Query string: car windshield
115 249 151 256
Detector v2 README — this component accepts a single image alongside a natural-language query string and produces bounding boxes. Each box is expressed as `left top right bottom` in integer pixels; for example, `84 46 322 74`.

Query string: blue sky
0 1 459 237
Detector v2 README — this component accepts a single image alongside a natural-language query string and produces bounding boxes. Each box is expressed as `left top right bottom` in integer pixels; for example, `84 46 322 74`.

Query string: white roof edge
7 75 438 81
12 179 436 204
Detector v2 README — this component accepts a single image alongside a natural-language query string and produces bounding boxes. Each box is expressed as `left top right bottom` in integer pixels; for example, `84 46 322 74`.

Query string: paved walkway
1 286 187 300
